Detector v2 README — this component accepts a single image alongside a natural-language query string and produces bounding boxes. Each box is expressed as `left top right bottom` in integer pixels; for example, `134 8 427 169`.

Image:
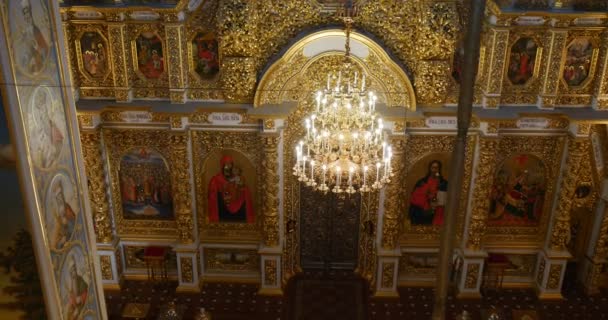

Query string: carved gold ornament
204 248 259 273
381 262 395 289
80 130 113 243
180 257 193 283
464 263 480 289
100 255 113 280
264 260 277 286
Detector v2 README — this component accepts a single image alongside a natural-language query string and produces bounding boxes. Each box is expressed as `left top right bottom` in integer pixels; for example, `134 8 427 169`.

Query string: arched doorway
254 28 415 286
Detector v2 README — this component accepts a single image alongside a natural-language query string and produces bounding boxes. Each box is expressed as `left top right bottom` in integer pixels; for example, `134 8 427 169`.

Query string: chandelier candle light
292 50 393 193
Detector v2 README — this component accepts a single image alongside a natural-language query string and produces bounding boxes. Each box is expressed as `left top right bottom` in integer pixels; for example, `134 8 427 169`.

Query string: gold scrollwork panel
415 1 460 61
260 135 280 247
382 137 406 250
100 255 113 281
464 263 480 289
180 257 193 283
547 264 563 290
380 262 395 289
108 22 131 101
192 131 262 241
204 248 259 273
264 259 277 286
466 138 500 250
80 130 113 243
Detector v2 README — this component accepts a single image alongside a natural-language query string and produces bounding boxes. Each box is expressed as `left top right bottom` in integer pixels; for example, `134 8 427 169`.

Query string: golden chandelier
292 18 393 194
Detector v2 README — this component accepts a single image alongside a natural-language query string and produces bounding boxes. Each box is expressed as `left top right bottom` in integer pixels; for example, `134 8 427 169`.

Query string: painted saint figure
488 154 546 226
51 181 76 250
208 155 254 223
66 256 88 320
16 0 49 74
409 160 448 226
30 88 64 168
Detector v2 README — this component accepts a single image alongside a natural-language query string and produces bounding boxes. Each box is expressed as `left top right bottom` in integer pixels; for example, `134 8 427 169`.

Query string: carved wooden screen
300 187 361 270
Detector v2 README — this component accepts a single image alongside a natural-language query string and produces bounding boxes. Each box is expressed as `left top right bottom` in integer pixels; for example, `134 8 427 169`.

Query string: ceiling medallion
292 5 393 194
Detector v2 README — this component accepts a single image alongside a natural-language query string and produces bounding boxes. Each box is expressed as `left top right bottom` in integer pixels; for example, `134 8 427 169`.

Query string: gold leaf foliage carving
180 257 193 283
415 60 450 105
260 135 280 247
466 138 500 250
100 255 113 281
381 262 395 289
264 259 277 286
547 264 562 290
415 2 460 60
465 263 480 289
382 137 406 250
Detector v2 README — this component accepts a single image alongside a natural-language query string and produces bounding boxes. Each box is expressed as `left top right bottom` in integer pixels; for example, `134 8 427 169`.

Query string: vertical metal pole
432 0 486 319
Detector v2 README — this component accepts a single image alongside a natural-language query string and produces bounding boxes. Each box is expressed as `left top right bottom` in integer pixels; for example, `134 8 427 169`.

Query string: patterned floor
105 278 608 319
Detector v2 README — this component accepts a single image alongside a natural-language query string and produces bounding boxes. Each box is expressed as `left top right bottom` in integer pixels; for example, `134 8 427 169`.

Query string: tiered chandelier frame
292 17 393 194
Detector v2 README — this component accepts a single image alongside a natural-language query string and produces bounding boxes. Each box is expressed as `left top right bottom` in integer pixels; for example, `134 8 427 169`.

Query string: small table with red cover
143 246 169 281
482 253 511 291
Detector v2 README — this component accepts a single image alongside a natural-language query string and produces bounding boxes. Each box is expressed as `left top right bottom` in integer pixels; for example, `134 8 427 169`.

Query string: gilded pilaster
107 14 131 102
481 27 509 108
81 130 113 243
168 134 195 243
594 31 608 110
538 29 568 108
165 22 187 103
549 137 590 250
382 137 406 250
466 138 499 250
260 135 280 247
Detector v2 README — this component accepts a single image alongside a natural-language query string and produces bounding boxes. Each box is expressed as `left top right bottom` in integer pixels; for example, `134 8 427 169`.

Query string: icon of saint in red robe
409 160 448 226
208 155 254 223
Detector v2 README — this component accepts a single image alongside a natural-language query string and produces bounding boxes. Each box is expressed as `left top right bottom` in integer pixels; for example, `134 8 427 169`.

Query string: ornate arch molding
254 29 416 110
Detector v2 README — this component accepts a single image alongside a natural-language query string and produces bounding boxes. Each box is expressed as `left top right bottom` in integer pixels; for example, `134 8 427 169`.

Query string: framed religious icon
202 150 256 224
190 31 220 80
488 154 546 227
562 37 595 87
506 37 540 86
406 153 451 227
134 31 165 79
77 31 110 80
118 147 174 221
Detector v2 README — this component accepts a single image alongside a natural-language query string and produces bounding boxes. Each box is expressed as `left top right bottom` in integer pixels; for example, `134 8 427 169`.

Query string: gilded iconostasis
45 0 608 300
